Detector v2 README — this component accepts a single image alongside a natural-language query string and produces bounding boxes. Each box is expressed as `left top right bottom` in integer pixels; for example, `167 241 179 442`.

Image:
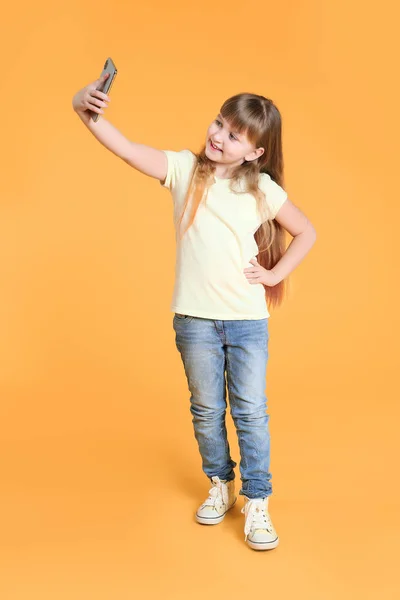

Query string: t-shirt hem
171 306 270 320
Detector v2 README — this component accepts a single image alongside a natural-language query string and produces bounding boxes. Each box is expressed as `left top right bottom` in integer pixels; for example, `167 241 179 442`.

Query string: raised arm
72 73 167 183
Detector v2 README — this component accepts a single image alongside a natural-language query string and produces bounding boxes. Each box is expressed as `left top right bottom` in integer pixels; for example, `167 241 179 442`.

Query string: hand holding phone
72 57 118 122
89 57 118 122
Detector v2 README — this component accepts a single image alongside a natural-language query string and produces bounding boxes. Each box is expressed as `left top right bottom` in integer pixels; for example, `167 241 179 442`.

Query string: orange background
1 1 399 598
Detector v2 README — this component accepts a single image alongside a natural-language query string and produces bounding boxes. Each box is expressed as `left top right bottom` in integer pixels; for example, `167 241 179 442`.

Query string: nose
212 131 222 144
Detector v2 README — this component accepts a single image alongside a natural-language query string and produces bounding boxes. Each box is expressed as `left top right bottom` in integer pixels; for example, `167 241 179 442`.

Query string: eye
214 119 237 141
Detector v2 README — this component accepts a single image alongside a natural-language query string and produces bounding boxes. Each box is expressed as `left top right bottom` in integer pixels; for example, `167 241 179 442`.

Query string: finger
95 72 109 86
86 102 104 114
89 91 109 106
92 89 111 102
87 93 108 108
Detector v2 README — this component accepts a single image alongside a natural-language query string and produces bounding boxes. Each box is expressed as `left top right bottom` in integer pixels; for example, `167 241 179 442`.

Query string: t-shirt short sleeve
159 149 196 194
259 173 288 221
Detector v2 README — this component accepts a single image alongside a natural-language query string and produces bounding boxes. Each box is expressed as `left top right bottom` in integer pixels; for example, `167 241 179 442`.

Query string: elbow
306 221 317 239
305 222 317 246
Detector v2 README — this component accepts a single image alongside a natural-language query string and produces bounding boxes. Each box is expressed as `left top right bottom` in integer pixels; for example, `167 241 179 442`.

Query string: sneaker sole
246 536 279 550
195 497 237 525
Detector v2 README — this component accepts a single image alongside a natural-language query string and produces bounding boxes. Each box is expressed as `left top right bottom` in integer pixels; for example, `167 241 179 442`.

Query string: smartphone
90 57 118 122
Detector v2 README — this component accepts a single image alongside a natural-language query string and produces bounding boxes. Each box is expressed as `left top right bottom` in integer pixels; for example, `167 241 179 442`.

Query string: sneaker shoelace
201 478 229 510
241 498 274 541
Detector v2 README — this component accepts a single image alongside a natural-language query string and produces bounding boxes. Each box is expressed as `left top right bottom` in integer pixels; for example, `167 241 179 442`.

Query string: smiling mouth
210 140 222 152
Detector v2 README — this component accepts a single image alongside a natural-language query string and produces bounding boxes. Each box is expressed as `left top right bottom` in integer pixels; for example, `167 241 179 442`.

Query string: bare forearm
73 110 167 180
74 112 133 161
271 225 317 283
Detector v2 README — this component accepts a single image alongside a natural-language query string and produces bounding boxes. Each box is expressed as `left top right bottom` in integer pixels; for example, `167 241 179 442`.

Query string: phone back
91 57 118 122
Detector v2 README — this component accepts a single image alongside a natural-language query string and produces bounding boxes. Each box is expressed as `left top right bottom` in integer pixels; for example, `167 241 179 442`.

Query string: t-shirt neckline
213 175 233 182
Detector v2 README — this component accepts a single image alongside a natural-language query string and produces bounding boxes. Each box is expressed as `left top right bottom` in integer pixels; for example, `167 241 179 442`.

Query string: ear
245 147 265 162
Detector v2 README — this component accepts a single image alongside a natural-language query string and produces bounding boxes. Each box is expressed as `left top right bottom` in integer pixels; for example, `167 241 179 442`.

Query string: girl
72 73 317 551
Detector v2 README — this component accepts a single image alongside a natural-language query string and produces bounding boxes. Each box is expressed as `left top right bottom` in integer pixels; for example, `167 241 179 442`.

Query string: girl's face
205 113 264 172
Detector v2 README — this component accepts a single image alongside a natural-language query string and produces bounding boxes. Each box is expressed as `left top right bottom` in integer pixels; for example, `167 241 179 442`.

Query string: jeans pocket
174 313 195 323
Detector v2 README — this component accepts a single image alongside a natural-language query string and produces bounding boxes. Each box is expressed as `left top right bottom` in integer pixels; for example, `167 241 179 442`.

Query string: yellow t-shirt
160 149 288 320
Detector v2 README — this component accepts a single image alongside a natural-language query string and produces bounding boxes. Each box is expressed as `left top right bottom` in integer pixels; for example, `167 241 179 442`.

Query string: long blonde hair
178 93 290 310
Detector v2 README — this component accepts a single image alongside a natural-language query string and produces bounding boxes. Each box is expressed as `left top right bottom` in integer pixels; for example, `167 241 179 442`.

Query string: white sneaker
241 496 279 550
195 476 237 524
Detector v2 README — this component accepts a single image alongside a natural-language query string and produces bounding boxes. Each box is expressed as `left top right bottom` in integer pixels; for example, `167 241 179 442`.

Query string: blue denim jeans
173 313 272 499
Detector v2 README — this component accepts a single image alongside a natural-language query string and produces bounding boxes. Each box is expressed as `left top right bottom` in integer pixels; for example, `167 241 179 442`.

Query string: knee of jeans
230 405 269 421
190 403 227 420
